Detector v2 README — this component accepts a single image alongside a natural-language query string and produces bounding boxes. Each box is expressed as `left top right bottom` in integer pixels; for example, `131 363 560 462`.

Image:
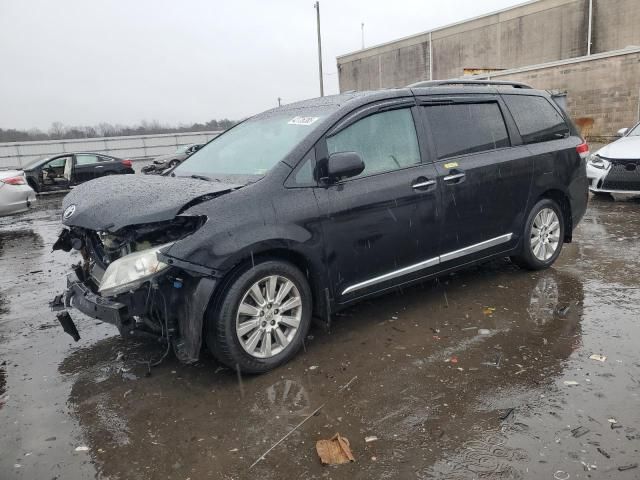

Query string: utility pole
361 22 365 49
277 97 282 107
314 1 324 97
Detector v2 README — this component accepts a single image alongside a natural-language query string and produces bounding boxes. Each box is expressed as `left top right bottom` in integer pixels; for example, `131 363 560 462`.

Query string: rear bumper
0 184 37 216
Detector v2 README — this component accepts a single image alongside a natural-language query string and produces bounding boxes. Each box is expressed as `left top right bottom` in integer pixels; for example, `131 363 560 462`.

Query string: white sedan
587 123 640 195
0 170 37 216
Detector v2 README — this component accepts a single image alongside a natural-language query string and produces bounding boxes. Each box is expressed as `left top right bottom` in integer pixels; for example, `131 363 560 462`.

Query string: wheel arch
209 246 328 328
538 189 572 242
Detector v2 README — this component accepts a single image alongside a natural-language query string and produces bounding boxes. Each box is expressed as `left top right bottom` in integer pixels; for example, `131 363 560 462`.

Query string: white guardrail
0 130 223 169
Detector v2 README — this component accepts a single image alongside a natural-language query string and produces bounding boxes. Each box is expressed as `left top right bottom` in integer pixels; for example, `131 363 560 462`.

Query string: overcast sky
0 0 523 131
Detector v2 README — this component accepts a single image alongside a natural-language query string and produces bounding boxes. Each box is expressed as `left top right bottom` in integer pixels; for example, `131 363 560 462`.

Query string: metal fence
0 130 223 169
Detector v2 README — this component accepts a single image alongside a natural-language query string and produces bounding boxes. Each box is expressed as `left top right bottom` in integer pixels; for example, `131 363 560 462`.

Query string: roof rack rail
407 79 532 89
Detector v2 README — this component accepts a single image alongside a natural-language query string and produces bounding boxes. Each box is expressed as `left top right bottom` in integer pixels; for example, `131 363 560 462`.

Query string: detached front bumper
65 272 130 329
55 269 218 363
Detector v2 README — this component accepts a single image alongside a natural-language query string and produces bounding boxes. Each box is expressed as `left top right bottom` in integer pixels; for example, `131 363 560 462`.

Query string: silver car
0 170 37 216
587 123 640 195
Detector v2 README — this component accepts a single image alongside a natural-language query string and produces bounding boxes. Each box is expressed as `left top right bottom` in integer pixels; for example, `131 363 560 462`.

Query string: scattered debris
611 423 623 430
249 376 358 469
461 326 477 331
554 470 570 480
482 307 496 316
56 311 80 341
589 354 607 362
597 447 610 459
316 433 355 465
618 464 638 472
123 389 132 398
229 448 239 452
556 305 571 317
563 380 579 386
571 426 590 438
448 356 458 364
308 365 319 371
75 446 89 452
500 408 515 421
364 435 378 443
478 329 491 335
608 418 617 423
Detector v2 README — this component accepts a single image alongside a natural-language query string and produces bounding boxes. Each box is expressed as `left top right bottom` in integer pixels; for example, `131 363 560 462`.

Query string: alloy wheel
530 208 561 261
235 275 302 359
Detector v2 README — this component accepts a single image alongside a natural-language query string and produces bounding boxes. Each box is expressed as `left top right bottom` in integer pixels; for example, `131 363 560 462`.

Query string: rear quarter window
503 95 570 144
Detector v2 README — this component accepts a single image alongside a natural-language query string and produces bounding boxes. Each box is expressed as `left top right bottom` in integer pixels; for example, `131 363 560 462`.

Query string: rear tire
168 159 180 169
512 198 565 270
206 260 312 374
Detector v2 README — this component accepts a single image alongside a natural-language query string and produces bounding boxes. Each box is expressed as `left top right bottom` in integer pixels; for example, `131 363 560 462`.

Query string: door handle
411 179 436 189
94 165 104 168
443 172 465 183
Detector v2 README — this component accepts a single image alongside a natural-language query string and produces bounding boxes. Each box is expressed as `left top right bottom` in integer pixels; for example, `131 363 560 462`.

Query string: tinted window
327 108 420 178
424 103 510 159
75 154 100 166
503 95 570 144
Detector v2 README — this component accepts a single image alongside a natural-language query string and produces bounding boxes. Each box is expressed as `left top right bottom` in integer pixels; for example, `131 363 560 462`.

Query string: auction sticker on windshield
288 116 319 126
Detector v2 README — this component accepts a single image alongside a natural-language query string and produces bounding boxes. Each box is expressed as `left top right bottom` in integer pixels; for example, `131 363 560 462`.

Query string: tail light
0 175 26 185
121 159 133 168
576 141 590 160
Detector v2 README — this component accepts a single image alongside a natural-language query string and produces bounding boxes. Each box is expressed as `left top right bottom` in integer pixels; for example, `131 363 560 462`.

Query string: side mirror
617 127 629 137
324 152 365 183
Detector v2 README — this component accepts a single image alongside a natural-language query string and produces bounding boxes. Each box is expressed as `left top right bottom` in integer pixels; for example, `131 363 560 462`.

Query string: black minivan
54 81 589 373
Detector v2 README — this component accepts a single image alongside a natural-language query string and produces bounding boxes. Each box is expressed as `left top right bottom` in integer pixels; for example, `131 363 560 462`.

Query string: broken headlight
587 154 609 170
99 243 172 297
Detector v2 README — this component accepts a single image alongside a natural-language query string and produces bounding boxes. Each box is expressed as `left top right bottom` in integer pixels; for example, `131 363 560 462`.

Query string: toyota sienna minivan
53 80 589 373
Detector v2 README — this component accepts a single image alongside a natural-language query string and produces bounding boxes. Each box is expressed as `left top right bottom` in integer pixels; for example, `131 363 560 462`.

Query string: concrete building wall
592 0 640 53
337 0 640 90
431 0 588 79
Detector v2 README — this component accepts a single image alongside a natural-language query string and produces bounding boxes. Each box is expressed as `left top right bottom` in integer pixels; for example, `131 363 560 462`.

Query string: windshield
627 123 640 136
174 112 325 178
22 156 52 169
175 144 191 153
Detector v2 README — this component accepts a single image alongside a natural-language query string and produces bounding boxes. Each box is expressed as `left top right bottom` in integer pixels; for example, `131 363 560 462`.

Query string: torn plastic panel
53 214 219 363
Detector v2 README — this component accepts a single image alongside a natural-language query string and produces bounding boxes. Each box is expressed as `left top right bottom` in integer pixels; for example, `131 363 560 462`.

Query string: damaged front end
52 216 217 363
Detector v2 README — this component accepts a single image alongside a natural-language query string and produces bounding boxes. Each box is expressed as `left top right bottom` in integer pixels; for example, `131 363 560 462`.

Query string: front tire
512 198 565 270
206 260 312 373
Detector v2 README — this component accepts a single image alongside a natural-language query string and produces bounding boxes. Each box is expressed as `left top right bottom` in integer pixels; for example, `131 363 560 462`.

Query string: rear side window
503 95 570 144
327 108 420 179
424 103 510 159
75 154 100 166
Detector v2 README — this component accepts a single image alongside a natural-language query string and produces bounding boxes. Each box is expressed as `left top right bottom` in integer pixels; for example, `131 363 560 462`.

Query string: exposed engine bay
52 215 217 364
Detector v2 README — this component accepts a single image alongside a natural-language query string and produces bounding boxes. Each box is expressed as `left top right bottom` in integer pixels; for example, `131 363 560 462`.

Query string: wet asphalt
1 192 639 480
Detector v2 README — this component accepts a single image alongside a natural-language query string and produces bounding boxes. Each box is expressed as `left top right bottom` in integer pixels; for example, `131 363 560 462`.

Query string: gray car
142 144 203 174
0 169 37 216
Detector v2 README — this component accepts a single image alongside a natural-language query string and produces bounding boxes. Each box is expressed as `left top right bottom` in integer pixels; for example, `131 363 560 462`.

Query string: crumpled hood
597 135 640 159
62 174 240 232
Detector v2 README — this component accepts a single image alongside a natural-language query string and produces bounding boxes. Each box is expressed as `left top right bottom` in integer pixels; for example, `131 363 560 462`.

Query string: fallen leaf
316 433 355 465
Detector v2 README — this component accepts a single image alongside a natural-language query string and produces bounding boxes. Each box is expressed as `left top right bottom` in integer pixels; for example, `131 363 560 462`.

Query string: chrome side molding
341 233 513 295
439 233 512 263
341 256 439 295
